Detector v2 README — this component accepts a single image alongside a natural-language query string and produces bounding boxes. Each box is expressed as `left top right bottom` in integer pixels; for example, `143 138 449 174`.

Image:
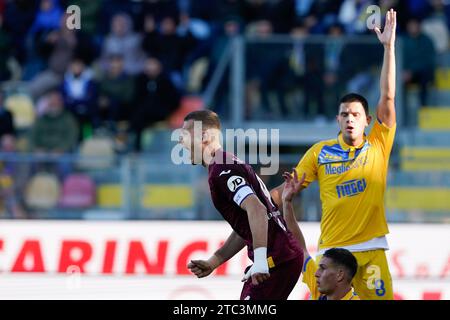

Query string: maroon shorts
240 253 304 300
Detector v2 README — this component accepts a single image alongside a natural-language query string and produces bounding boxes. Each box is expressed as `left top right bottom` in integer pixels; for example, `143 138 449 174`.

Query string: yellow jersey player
271 9 398 300
282 170 360 300
282 170 361 300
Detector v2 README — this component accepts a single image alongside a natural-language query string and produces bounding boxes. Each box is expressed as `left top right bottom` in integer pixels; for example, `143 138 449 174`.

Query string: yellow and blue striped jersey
302 256 360 300
295 120 396 250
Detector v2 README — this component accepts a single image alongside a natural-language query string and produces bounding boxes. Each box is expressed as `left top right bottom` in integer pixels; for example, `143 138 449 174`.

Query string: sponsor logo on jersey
219 170 231 176
336 178 367 198
227 176 246 192
325 157 368 175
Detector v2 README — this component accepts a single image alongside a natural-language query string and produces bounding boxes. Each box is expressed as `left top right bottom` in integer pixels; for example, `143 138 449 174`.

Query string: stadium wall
0 221 448 300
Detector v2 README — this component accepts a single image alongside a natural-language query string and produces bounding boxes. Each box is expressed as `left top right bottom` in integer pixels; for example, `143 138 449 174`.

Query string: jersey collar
337 132 367 151
319 289 359 300
341 289 359 300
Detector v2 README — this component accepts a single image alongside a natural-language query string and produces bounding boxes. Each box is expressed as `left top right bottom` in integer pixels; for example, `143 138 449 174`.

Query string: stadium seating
77 136 115 170
140 184 194 208
58 174 96 208
386 186 450 211
435 67 450 91
4 93 35 129
97 184 123 208
24 173 60 210
96 183 194 210
418 107 450 131
400 146 450 171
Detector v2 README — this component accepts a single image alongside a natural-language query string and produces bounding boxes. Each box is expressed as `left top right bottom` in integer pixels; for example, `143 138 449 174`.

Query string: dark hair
339 93 369 116
184 110 221 130
323 248 358 282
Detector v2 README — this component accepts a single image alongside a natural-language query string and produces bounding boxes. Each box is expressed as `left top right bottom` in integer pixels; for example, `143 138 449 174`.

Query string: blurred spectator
101 13 145 75
29 0 63 36
402 0 432 21
30 89 78 154
181 0 214 22
240 0 297 33
203 17 242 117
211 0 244 23
142 0 180 23
28 13 95 99
177 11 212 66
295 0 315 19
338 27 383 97
297 0 343 33
0 13 12 81
25 0 62 80
403 19 436 107
61 57 99 134
0 91 15 139
242 0 296 33
288 22 327 121
422 0 449 54
3 0 37 65
323 23 346 118
246 20 290 119
445 1 450 30
64 0 102 37
142 14 196 88
242 0 272 24
130 56 181 152
267 0 297 33
98 54 135 127
338 0 372 34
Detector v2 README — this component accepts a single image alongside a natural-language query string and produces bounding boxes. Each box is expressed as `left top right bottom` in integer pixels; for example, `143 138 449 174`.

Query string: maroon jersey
208 149 302 267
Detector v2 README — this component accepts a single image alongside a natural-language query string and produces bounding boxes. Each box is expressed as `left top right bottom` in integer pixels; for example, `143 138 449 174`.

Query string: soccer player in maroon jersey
181 110 303 300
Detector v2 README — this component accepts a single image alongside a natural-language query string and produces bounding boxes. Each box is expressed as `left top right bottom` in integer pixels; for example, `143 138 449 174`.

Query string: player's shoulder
208 163 252 196
306 138 337 157
209 163 241 179
208 156 250 183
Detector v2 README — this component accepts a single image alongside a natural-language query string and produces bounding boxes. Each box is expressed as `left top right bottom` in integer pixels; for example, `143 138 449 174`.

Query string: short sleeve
294 144 320 189
211 166 255 207
367 120 396 159
302 256 320 300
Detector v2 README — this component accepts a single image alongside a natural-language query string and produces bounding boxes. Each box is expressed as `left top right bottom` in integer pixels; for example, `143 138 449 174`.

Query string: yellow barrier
141 184 193 208
97 184 123 208
418 108 450 130
386 187 450 211
400 147 450 171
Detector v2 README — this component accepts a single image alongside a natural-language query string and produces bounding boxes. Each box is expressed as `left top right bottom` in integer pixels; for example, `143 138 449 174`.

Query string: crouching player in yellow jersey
282 170 360 300
271 9 398 300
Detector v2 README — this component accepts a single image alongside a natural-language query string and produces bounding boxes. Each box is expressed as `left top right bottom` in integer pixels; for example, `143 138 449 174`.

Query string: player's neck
327 286 353 300
343 135 364 147
203 144 222 167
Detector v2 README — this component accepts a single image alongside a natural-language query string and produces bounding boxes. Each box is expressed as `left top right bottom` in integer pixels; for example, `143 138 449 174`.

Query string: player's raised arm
281 170 310 261
374 8 397 128
240 195 270 285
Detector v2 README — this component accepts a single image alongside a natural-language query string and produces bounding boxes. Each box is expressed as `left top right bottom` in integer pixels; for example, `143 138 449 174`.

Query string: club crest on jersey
227 176 246 192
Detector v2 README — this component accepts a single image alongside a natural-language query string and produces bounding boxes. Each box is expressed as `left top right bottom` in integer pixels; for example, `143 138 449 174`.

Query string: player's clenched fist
188 255 221 278
187 260 215 278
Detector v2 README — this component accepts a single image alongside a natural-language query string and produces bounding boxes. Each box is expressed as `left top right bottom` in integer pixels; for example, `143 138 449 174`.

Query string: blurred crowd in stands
0 0 447 150
0 0 448 218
